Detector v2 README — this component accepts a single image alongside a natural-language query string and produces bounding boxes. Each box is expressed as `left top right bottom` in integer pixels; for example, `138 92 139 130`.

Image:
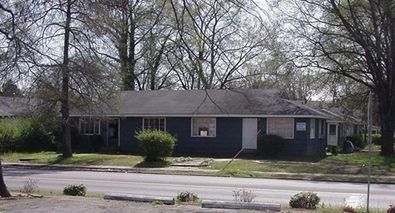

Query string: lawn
207 147 395 182
1 152 143 167
1 148 395 183
210 151 395 176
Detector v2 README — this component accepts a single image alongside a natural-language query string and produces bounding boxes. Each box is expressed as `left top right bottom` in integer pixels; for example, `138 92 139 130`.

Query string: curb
4 162 395 184
202 200 281 212
104 193 175 205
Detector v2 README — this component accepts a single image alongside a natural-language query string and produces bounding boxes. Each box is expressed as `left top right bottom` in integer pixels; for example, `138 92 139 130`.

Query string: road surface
3 168 394 209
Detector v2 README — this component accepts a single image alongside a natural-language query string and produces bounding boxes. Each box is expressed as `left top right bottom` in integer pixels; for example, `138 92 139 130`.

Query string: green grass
208 150 395 181
1 152 143 167
2 150 395 183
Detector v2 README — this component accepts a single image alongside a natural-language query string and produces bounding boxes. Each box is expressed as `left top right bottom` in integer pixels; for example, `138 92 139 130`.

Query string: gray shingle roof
0 96 35 117
305 101 363 124
71 89 328 118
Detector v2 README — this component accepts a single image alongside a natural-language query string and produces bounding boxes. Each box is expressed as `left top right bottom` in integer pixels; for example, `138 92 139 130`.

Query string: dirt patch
0 195 274 213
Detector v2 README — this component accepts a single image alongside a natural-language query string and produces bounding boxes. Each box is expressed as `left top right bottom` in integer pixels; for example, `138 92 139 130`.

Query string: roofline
70 113 328 119
286 100 329 118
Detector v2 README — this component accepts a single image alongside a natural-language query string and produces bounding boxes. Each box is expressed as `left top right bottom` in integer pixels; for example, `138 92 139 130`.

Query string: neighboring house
0 96 36 117
306 102 364 149
70 89 329 156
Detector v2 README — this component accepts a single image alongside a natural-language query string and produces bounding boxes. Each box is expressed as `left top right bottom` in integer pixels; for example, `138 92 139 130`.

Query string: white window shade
267 118 294 139
191 118 216 137
310 119 316 139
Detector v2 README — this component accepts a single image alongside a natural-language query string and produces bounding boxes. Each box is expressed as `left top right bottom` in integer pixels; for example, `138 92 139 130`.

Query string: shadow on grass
50 155 106 165
242 154 326 163
218 169 256 178
134 160 171 168
50 155 71 164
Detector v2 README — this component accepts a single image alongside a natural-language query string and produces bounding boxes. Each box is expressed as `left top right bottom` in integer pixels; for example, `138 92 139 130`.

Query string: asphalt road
3 168 395 209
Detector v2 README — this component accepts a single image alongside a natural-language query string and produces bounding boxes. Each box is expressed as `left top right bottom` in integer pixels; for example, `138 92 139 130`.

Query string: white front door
242 118 257 150
327 123 338 146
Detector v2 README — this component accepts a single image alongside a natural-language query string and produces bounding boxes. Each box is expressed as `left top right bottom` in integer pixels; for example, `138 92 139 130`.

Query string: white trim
71 113 327 119
79 117 101 135
106 119 109 146
142 117 166 131
191 117 216 138
117 118 121 148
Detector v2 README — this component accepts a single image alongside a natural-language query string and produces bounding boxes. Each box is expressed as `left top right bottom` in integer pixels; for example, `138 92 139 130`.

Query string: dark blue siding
119 117 142 153
118 117 242 156
338 123 347 149
281 118 326 156
167 117 242 156
74 116 326 156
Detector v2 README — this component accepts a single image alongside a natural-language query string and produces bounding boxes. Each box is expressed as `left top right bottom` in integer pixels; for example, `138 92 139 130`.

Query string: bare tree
277 0 395 155
0 0 118 158
88 0 173 91
0 0 15 198
168 0 268 89
244 35 321 102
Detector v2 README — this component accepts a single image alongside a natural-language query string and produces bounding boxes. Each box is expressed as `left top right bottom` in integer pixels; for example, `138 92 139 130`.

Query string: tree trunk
378 90 395 156
0 160 11 197
379 112 395 156
61 0 73 158
128 3 136 91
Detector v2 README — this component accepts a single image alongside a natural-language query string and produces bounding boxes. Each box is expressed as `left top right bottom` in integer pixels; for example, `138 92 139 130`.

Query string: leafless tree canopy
277 0 395 155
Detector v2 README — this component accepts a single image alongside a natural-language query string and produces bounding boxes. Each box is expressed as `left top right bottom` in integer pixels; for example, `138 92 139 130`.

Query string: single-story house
70 89 330 156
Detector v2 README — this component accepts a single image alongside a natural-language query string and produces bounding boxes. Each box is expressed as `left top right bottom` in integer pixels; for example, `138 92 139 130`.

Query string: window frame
266 118 294 139
191 117 216 138
318 120 325 139
79 117 101 135
142 117 166 131
310 119 316 139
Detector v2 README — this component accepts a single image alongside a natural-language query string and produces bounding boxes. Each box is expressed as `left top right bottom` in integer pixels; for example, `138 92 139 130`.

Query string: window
318 120 322 138
267 118 294 139
191 118 216 137
318 120 325 139
143 118 165 131
310 119 316 139
329 124 337 135
79 117 100 135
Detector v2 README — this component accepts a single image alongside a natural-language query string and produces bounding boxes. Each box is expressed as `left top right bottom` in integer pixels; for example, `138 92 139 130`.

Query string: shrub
346 135 365 149
176 191 199 203
328 145 338 155
0 118 56 152
63 184 86 196
20 179 38 194
0 118 31 152
257 134 284 157
289 192 320 209
233 188 257 203
135 129 177 162
90 135 103 152
371 134 381 145
343 206 356 213
18 120 56 152
152 200 164 205
388 205 395 213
